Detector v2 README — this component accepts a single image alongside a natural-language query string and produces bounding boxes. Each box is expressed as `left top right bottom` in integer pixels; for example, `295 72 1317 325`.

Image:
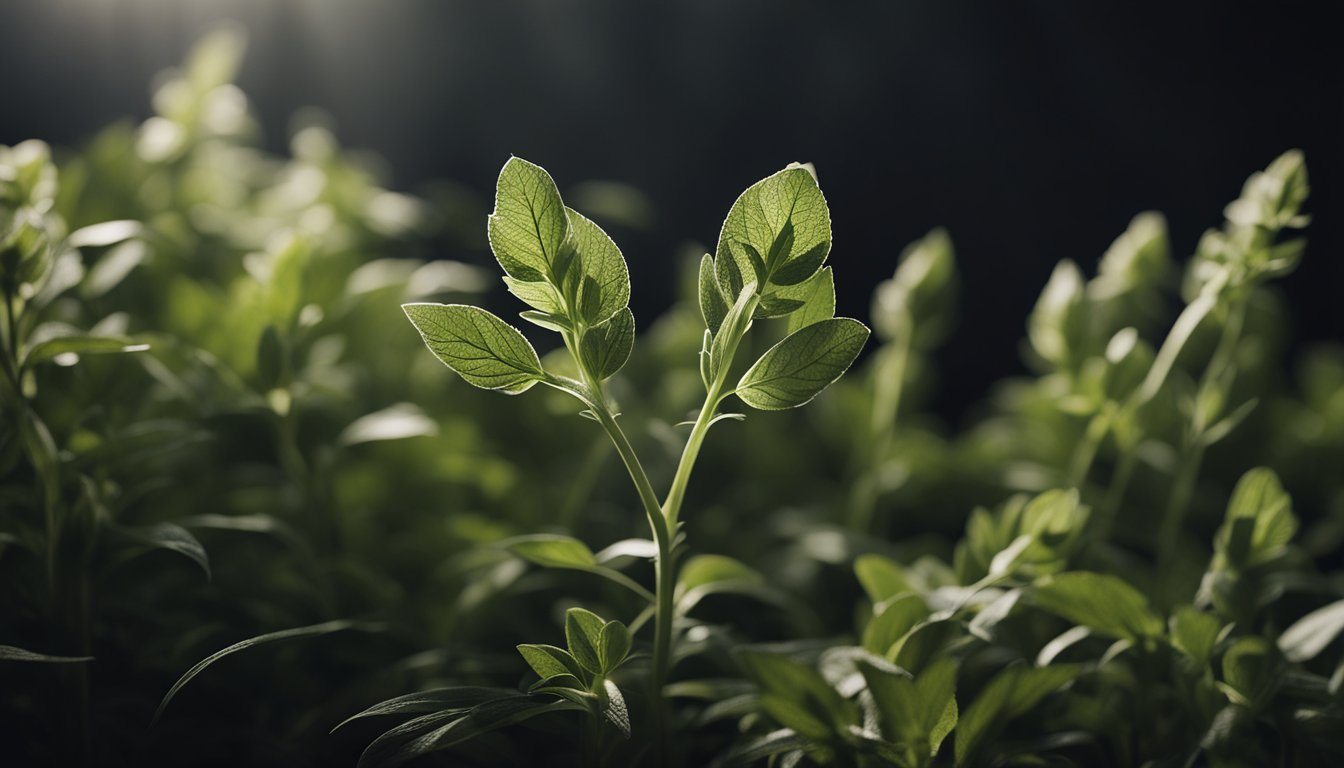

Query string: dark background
2 0 1340 422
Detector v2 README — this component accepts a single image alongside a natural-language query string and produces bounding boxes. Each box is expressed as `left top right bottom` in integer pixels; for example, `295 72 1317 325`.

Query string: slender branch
848 319 912 532
1157 294 1247 573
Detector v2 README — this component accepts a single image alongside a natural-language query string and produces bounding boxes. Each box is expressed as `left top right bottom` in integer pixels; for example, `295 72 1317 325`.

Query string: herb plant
4 29 1344 768
375 157 868 765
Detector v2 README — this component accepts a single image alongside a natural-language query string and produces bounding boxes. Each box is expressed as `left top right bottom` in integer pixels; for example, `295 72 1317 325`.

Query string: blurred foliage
3 30 1344 768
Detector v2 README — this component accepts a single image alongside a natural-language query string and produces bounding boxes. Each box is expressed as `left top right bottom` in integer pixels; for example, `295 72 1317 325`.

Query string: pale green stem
1069 410 1113 490
1156 294 1247 573
848 319 912 532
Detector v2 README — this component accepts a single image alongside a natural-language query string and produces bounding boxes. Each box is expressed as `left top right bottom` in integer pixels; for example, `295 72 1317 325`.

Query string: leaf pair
517 607 632 737
405 157 635 395
858 656 957 768
695 165 868 409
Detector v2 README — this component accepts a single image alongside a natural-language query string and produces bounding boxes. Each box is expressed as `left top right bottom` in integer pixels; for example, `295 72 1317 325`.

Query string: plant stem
848 320 911 532
564 293 760 766
1069 410 1112 490
3 282 92 765
1156 294 1247 574
1095 447 1137 543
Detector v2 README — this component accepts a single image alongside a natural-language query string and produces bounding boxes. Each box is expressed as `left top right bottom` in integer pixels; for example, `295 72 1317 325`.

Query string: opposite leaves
402 303 543 394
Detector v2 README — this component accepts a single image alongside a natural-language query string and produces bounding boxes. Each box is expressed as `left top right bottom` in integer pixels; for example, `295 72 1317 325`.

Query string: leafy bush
4 32 1344 768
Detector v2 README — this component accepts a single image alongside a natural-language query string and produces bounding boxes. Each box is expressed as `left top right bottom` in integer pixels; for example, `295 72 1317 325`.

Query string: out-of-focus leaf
115 522 211 580
339 403 438 446
154 620 373 723
332 687 520 732
1279 599 1344 663
1031 572 1163 642
0 645 92 663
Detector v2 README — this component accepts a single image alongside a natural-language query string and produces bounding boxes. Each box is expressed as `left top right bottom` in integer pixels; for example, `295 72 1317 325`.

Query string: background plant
2 31 1344 768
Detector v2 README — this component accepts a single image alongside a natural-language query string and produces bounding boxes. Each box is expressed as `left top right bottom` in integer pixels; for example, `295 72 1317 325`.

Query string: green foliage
2 34 1341 768
735 318 869 410
402 303 544 393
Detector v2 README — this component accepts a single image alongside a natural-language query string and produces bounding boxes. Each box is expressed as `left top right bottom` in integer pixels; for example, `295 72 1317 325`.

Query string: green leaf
66 219 143 249
0 645 92 663
1217 467 1296 569
518 310 571 333
503 276 564 315
1220 636 1279 710
861 655 958 760
739 650 852 739
82 239 148 298
679 553 761 593
601 678 631 737
1278 599 1344 663
872 228 958 346
23 335 149 368
505 534 597 568
517 644 584 681
735 317 869 410
716 164 831 290
116 522 211 580
774 266 835 334
155 619 369 723
1027 260 1086 370
599 621 632 673
332 687 520 732
855 554 913 605
487 157 568 282
1032 572 1162 642
565 607 606 675
708 284 756 384
754 294 804 319
698 254 729 333
759 694 832 741
402 303 543 394
954 663 1081 766
580 306 635 380
677 553 766 613
863 594 930 658
338 404 438 446
716 729 812 767
358 697 585 768
566 207 630 325
1170 606 1222 668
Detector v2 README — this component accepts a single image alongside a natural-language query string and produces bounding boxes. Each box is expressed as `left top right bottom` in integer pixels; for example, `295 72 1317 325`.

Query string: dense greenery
5 33 1344 768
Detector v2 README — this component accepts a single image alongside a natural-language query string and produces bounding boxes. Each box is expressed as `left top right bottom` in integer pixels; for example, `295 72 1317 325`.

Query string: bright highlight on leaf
402 303 543 393
735 317 869 410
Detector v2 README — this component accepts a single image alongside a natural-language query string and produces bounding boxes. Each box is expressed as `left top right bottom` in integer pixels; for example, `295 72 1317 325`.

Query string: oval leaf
487 157 568 281
567 207 630 325
1031 571 1163 642
716 165 831 290
402 303 543 394
565 607 606 675
1279 599 1344 663
735 318 869 410
505 534 597 569
580 306 635 380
